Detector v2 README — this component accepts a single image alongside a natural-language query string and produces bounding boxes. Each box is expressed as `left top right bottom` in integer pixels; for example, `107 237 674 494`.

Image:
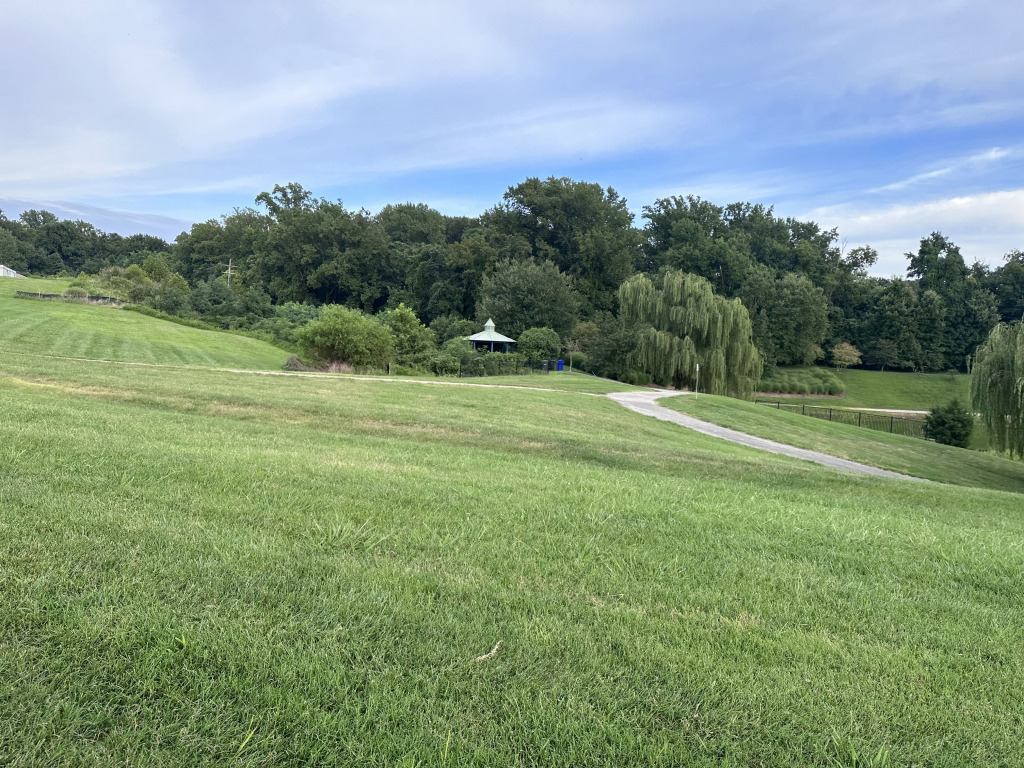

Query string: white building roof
467 318 516 343
0 264 25 278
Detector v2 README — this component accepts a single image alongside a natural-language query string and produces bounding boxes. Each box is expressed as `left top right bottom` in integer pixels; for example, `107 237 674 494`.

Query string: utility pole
224 259 236 288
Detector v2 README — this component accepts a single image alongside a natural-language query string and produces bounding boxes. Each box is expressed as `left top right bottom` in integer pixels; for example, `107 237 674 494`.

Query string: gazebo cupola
468 318 516 353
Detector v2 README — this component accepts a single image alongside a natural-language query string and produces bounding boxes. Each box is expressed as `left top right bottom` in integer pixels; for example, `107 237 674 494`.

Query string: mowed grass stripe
2 350 1023 765
0 281 289 371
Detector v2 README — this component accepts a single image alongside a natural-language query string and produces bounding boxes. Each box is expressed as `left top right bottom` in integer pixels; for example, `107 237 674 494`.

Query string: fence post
829 408 833 422
858 412 861 427
890 416 894 433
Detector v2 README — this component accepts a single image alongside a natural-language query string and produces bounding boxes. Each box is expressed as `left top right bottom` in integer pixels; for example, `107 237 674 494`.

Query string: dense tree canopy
487 177 641 314
5 178 1017 383
738 267 828 366
476 257 579 339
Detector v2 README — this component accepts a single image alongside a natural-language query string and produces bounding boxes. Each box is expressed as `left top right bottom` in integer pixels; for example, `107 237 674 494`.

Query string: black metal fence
16 291 124 305
755 400 928 439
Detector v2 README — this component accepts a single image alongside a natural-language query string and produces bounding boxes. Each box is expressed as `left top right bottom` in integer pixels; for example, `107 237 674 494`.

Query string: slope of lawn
0 276 289 370
429 370 638 394
2 345 1024 767
762 366 970 410
662 393 1024 494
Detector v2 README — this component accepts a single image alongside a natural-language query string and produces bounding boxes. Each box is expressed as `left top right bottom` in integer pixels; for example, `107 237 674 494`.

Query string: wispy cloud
806 188 1024 274
869 146 1017 193
1 0 1022 260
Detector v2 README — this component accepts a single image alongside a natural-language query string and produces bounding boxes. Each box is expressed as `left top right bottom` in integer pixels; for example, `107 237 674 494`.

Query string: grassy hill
662 393 1024 494
3 302 1024 765
0 276 289 370
763 366 970 411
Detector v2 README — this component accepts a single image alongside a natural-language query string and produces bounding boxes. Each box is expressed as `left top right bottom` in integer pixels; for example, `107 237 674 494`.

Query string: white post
695 363 700 399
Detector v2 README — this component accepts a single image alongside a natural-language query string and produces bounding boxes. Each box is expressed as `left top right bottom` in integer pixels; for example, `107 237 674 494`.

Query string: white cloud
0 198 191 240
806 189 1024 274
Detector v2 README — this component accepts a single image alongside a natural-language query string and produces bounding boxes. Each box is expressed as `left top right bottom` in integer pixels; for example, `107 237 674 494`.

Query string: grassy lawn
661 393 1024 494
0 276 74 296
0 277 289 371
428 370 638 394
2 337 1024 765
762 366 970 411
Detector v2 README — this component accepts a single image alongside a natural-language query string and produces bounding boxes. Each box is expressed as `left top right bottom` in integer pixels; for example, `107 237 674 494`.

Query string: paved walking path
608 390 924 481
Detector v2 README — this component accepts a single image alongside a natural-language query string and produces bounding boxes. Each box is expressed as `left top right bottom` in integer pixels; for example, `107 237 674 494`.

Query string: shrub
517 327 562 362
757 366 845 396
623 371 652 386
926 398 974 448
379 303 436 365
482 355 502 376
284 355 323 372
429 353 460 376
441 337 476 364
62 286 88 302
296 305 396 368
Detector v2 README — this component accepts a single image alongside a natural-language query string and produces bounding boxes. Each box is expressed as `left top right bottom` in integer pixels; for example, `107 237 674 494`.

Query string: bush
517 327 561 362
296 305 396 368
623 371 652 386
380 303 436 365
284 355 323 372
428 352 460 376
62 286 88 301
926 398 974 448
757 366 845 396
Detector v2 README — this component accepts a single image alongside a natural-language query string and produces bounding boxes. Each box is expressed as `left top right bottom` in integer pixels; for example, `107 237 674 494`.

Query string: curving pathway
607 390 924 481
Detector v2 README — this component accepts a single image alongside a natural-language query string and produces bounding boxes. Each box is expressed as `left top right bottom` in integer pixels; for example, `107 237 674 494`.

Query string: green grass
2 325 1024 765
762 366 970 411
0 275 73 296
661 393 1024 494
0 277 289 370
442 370 639 394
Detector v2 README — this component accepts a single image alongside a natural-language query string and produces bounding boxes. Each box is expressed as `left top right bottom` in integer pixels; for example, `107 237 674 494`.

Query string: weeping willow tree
971 322 1024 458
619 270 763 398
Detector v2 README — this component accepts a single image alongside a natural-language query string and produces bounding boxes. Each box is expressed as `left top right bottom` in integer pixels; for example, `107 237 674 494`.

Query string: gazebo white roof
468 318 516 343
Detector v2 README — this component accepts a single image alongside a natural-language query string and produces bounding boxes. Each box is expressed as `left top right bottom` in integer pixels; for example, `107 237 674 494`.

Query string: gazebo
468 318 516 353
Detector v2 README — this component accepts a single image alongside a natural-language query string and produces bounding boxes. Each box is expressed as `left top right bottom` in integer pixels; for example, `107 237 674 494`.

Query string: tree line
3 177 1022 380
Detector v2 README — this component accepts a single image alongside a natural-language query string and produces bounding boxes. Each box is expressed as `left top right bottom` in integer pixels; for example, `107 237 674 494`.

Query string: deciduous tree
971 322 1024 457
618 270 762 398
476 258 579 338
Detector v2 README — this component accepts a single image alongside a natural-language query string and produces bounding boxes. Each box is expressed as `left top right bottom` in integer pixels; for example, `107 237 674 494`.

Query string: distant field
0 276 289 370
762 366 970 411
3 318 1024 765
663 393 1024 494
0 276 73 296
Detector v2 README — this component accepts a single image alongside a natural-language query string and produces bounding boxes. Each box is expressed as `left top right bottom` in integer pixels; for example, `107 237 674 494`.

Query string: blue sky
2 0 1022 275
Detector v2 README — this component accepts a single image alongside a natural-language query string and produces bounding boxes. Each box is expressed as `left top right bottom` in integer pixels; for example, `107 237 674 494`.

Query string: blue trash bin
557 359 564 371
